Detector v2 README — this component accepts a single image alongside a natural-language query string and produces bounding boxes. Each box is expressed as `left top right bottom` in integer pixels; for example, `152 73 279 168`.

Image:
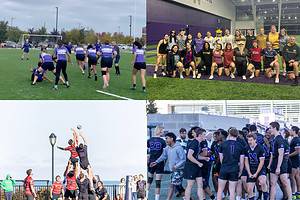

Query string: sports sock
155 194 160 200
142 86 146 90
133 84 136 88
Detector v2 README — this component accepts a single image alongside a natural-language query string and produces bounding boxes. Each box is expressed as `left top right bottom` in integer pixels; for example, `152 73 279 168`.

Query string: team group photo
146 0 300 99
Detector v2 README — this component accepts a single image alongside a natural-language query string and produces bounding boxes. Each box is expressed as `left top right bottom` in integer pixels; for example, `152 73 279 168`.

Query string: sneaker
192 74 196 79
162 72 166 76
242 75 246 80
66 82 70 88
209 75 214 80
275 78 279 84
197 74 201 79
82 71 85 75
53 85 58 90
31 82 36 85
153 73 157 79
180 74 184 79
283 72 287 77
250 73 255 79
230 73 235 79
142 88 146 93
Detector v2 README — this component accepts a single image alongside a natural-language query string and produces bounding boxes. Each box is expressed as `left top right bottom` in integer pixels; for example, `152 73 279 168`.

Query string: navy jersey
245 144 265 170
23 42 30 52
211 141 221 162
147 137 166 162
87 48 97 58
272 135 286 159
255 133 265 145
263 142 271 162
32 68 44 82
113 45 120 55
262 48 277 63
95 43 102 52
186 139 201 164
290 137 300 160
220 140 244 172
237 137 248 155
200 140 209 165
65 44 73 53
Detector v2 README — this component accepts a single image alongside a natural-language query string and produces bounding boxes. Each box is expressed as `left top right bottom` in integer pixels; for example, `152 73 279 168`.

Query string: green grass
0 49 146 100
147 78 300 100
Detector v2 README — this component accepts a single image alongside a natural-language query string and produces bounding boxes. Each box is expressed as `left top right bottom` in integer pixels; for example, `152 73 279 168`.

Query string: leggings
236 60 247 76
5 192 13 200
55 60 68 85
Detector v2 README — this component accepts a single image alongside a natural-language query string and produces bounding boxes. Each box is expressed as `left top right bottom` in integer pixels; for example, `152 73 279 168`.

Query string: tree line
0 20 144 45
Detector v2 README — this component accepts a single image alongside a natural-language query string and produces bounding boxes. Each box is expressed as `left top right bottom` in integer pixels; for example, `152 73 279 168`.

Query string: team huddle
25 38 146 92
147 123 300 200
154 25 300 86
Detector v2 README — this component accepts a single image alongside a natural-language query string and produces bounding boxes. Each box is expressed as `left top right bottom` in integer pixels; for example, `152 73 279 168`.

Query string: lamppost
49 133 57 184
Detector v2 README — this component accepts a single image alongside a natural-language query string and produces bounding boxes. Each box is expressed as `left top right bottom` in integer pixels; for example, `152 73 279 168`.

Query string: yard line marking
96 90 133 100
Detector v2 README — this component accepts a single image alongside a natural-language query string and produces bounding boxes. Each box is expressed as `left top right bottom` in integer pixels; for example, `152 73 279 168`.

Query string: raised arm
79 132 87 145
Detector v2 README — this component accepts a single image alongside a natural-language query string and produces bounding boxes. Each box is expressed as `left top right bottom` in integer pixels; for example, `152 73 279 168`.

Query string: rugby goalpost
19 34 62 48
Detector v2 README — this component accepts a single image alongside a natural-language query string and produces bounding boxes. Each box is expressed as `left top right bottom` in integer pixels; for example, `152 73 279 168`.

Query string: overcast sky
0 101 147 181
0 0 145 37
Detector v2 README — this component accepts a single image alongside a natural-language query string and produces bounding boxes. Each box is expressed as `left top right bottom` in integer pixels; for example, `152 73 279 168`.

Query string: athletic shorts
76 54 85 61
52 194 62 200
115 55 120 64
134 62 146 70
216 63 223 68
212 162 221 176
78 193 88 200
264 61 274 69
288 159 292 174
219 168 239 182
101 57 113 68
270 158 288 174
290 158 300 169
70 157 78 165
183 163 202 180
23 49 29 53
251 61 262 70
148 161 164 174
80 160 90 170
247 168 266 182
286 61 296 73
26 195 34 200
241 168 248 177
65 189 77 198
88 57 97 66
202 163 212 188
184 61 193 69
170 170 184 186
42 62 55 71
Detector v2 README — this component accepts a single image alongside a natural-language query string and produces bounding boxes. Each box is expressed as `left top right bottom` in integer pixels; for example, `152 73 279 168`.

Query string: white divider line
96 90 133 100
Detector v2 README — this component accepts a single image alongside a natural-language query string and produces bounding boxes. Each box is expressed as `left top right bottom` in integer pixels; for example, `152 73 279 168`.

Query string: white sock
155 194 160 200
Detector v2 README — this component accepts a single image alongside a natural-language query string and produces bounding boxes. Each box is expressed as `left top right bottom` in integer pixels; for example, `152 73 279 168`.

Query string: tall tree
0 21 8 42
147 100 158 114
6 27 23 42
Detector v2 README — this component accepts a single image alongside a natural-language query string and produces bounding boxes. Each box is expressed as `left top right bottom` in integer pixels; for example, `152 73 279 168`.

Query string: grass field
0 49 146 100
146 36 300 100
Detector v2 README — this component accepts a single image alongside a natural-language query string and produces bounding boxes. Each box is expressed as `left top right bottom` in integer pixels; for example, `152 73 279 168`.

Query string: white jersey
204 36 215 50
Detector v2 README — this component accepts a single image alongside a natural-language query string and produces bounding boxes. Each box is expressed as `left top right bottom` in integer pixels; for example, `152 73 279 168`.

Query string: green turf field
0 49 146 100
146 36 300 100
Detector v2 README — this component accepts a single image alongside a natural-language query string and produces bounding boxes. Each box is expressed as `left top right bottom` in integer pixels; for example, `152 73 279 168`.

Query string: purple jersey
40 52 53 63
100 45 114 58
54 47 68 61
75 47 85 55
135 49 145 63
87 48 97 58
65 44 73 53
194 38 204 53
95 43 102 52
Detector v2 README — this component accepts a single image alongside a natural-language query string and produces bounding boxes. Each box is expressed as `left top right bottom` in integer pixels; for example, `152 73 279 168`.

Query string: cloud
0 0 145 36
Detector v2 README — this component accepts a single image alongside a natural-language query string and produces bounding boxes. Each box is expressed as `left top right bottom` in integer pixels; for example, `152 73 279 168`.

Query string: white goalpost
19 34 63 48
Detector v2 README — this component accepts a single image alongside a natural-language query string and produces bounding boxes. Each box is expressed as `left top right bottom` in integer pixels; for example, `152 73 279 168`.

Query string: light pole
49 133 57 184
55 7 59 34
129 15 132 39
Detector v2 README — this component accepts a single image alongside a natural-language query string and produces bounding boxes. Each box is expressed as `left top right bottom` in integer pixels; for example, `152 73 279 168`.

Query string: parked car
4 41 17 48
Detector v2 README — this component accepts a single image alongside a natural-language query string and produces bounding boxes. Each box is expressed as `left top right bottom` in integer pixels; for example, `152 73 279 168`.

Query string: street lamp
49 133 57 184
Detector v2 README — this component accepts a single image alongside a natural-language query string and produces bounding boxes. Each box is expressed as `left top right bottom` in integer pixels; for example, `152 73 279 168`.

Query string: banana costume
214 29 225 48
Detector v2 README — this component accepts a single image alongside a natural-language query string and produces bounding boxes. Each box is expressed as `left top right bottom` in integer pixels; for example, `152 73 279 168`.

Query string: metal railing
0 180 120 200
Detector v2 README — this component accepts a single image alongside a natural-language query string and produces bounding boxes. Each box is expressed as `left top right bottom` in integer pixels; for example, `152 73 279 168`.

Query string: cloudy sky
0 101 147 181
0 0 145 37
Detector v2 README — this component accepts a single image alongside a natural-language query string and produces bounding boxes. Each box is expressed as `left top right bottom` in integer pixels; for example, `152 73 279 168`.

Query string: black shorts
247 168 266 182
251 61 262 70
184 61 194 69
148 161 164 174
264 61 274 69
115 55 120 64
219 167 239 182
65 189 77 198
241 168 248 177
270 158 288 174
42 62 55 71
70 157 78 165
183 163 202 180
88 57 97 66
290 158 300 169
101 57 113 68
286 61 296 73
212 162 221 175
134 62 146 70
76 54 85 61
216 63 223 68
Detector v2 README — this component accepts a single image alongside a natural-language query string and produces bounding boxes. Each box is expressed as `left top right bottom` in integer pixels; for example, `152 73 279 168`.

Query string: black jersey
211 141 221 162
220 139 244 172
255 133 265 146
158 40 168 54
262 48 277 64
245 144 265 171
200 140 209 165
237 137 248 155
290 136 300 161
147 137 166 162
186 139 201 165
272 135 286 160
200 49 213 64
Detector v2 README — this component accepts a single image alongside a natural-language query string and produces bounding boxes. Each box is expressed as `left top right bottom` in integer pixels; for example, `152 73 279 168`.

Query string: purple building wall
147 0 231 45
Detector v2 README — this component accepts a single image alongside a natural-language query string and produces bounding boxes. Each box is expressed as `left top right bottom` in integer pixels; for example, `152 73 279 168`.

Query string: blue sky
0 0 145 37
0 101 147 181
